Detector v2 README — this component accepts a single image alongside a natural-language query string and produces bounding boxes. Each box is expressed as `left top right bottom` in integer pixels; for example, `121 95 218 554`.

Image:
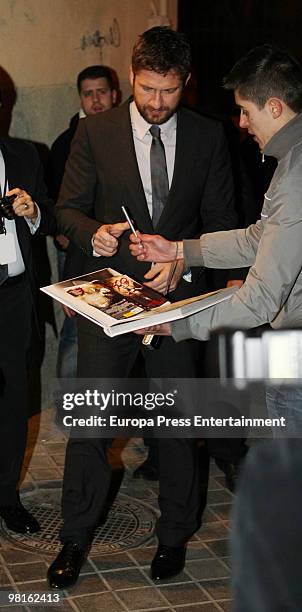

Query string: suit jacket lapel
110 103 197 234
0 138 22 190
116 101 154 233
155 107 195 231
168 109 187 201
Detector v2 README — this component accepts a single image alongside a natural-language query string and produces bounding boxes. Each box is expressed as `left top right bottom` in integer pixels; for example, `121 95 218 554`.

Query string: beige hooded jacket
173 113 302 341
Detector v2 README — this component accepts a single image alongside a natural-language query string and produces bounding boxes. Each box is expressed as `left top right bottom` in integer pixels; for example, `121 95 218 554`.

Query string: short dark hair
224 44 302 112
132 26 191 80
77 65 114 93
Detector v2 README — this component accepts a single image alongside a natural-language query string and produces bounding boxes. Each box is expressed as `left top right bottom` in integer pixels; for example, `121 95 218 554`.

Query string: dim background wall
0 0 177 146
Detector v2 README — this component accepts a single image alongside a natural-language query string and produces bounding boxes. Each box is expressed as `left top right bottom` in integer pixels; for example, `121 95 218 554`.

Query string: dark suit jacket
56 101 237 299
48 114 79 202
0 137 56 295
48 114 87 280
0 139 56 486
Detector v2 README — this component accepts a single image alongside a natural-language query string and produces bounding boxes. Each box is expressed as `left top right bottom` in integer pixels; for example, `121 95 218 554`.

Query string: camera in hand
0 195 16 220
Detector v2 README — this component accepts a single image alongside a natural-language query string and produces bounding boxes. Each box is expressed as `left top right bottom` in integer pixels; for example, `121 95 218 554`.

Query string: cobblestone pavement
0 408 234 611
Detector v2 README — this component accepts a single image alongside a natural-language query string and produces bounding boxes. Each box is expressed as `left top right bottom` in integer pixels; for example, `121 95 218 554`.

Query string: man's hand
227 280 244 289
134 322 172 335
143 261 184 294
129 232 181 262
62 305 76 317
56 234 70 250
10 188 38 222
92 221 130 256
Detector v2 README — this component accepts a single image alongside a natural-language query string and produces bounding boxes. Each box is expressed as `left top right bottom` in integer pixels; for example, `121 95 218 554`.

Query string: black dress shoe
151 544 186 581
216 460 241 493
47 542 87 589
133 459 159 481
0 502 40 534
224 462 239 493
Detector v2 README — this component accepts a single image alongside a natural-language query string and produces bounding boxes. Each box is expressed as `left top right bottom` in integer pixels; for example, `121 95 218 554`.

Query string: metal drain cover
0 489 156 555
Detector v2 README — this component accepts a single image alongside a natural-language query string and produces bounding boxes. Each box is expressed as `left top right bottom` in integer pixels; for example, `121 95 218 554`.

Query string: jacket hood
264 112 302 160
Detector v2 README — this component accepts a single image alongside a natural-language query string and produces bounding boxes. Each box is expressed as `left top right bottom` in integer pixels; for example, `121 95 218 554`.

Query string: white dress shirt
130 100 176 218
130 101 191 282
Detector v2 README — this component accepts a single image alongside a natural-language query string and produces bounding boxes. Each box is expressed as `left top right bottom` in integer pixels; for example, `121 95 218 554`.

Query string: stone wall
0 0 177 145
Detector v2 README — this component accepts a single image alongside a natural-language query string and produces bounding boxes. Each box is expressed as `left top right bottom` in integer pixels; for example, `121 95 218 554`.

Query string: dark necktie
150 125 169 228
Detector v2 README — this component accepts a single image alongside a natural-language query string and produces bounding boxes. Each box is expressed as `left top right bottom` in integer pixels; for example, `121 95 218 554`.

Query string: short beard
136 103 177 125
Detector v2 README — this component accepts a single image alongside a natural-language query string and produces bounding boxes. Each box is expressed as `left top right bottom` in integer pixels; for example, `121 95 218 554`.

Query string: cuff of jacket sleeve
91 233 102 257
25 204 41 234
183 239 204 267
171 318 193 342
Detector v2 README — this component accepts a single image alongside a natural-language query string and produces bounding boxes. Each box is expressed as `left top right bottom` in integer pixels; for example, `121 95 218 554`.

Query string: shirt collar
79 108 86 119
130 100 177 140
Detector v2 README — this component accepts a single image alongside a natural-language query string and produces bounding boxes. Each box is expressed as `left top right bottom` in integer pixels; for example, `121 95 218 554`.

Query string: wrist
91 232 100 255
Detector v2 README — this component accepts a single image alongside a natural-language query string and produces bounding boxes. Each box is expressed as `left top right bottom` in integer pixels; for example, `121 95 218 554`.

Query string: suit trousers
0 276 31 505
60 316 207 547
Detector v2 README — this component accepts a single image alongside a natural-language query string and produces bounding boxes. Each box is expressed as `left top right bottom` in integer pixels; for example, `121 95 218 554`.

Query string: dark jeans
232 439 302 611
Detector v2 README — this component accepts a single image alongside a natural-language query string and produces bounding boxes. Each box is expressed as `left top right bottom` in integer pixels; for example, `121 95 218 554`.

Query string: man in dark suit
48 26 237 589
0 137 56 533
48 65 118 379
